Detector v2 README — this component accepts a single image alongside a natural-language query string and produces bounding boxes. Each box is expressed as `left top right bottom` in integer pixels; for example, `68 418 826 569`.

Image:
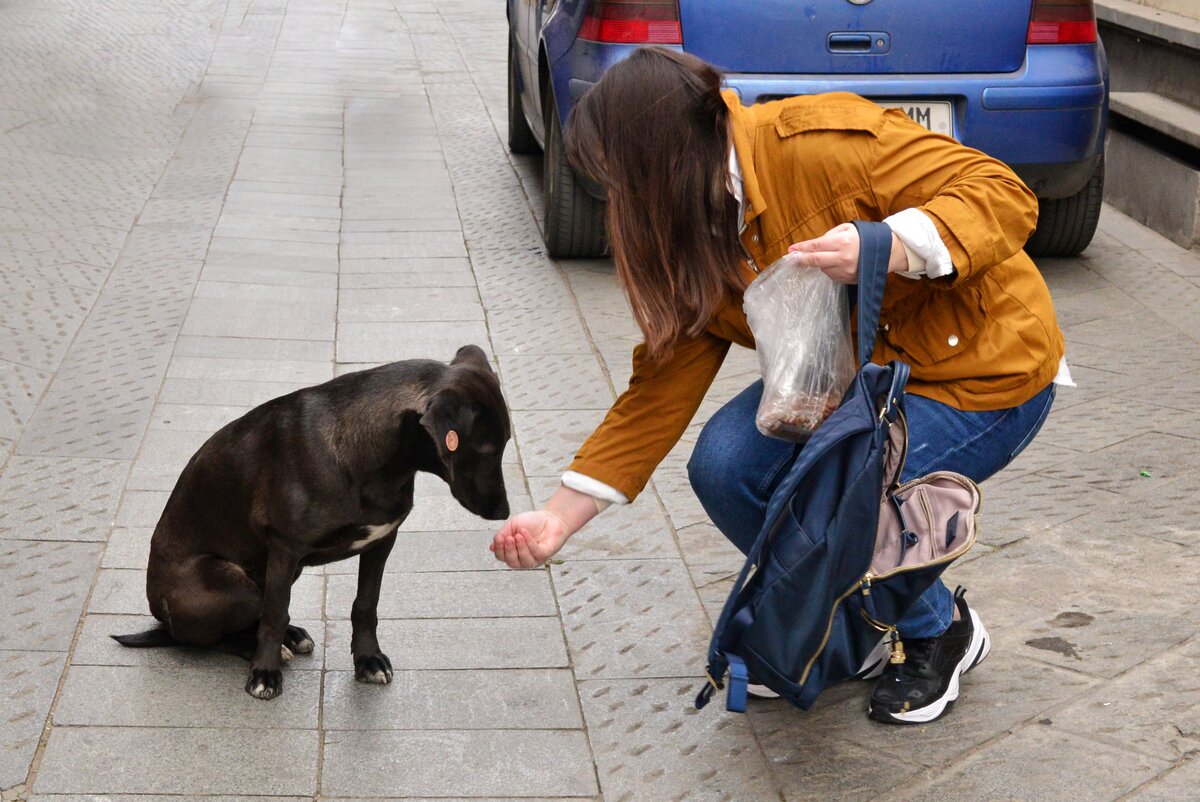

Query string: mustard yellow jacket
569 91 1065 500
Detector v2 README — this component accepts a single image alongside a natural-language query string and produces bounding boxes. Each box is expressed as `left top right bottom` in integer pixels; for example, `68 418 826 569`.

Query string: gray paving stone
1037 431 1200 498
55 663 320 729
1052 635 1200 762
890 724 1171 802
322 530 504 574
101 527 153 569
72 613 326 673
149 403 253 433
554 559 711 679
336 320 489 363
498 354 614 411
321 729 597 798
322 668 582 730
578 677 779 802
337 286 484 323
1123 757 1200 802
89 567 324 621
339 231 467 259
0 650 65 790
34 726 318 795
0 456 127 542
324 616 567 671
159 377 313 407
488 308 595 356
325 569 554 619
166 355 331 384
173 334 333 362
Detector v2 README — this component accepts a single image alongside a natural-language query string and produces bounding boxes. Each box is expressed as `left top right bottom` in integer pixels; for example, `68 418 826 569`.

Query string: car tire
507 37 539 155
542 89 608 259
1025 157 1104 258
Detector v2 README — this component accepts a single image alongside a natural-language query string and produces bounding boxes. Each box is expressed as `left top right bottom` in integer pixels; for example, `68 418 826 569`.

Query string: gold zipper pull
888 630 906 665
862 572 873 596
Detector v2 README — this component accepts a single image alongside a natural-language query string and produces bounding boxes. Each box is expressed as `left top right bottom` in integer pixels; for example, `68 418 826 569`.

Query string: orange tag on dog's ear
445 430 459 452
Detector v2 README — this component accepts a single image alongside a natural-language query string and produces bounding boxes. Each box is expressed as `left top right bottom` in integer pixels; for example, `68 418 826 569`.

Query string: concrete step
1097 0 1200 249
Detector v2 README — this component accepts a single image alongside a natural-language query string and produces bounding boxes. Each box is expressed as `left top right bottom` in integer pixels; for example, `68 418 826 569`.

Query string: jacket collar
721 89 767 227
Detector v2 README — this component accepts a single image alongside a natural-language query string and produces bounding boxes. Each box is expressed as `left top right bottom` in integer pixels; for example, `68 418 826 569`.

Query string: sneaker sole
868 608 990 725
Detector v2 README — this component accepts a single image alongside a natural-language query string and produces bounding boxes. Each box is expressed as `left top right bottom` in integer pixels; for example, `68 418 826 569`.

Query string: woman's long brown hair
566 47 745 362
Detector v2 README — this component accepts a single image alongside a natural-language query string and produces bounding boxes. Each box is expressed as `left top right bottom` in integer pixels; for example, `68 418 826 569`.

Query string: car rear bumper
558 43 1108 197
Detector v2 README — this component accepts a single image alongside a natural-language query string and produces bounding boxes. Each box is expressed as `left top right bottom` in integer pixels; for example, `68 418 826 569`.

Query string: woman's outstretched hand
490 510 572 569
788 223 908 282
489 484 604 569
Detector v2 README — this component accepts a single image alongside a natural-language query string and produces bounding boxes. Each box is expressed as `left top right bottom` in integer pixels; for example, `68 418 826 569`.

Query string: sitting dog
114 345 510 700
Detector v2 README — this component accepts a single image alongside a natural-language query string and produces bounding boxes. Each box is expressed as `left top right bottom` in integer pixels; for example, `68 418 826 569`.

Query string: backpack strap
851 220 894 368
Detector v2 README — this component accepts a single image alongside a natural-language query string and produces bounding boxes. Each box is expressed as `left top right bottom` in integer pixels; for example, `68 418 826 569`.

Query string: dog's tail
111 627 176 648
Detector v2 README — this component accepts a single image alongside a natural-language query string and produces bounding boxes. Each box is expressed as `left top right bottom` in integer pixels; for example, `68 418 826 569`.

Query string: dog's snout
484 498 510 521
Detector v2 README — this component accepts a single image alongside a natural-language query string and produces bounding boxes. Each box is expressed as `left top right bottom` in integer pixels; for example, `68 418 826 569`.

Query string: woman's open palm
490 510 571 568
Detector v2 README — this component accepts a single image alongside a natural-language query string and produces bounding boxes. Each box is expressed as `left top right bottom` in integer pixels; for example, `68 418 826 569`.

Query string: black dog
114 345 510 699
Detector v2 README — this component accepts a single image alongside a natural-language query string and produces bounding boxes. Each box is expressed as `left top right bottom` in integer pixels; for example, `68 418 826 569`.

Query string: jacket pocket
773 100 886 139
883 285 988 366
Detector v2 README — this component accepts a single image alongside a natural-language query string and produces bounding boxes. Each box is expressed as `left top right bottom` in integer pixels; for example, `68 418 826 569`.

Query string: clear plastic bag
744 253 856 442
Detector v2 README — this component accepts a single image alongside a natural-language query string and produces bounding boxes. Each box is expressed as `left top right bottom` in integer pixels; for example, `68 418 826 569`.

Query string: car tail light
1027 0 1098 44
578 0 682 45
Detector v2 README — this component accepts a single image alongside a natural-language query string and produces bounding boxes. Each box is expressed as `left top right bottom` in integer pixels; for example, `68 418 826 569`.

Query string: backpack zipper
795 487 980 686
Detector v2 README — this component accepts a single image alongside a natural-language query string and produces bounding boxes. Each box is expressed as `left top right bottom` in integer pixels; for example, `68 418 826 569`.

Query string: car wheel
507 37 539 155
542 89 607 259
1025 157 1104 258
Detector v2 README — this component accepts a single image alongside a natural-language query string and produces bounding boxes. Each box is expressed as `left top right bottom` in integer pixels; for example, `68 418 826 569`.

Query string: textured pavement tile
0 650 66 789
1052 636 1200 762
324 617 567 670
510 408 608 476
34 726 318 795
149 403 254 433
322 668 582 730
578 677 778 802
55 663 320 729
1122 758 1200 802
498 354 615 411
526 475 681 561
336 320 490 363
554 559 711 679
975 471 1124 545
488 308 595 356
72 611 325 671
325 569 554 619
0 540 103 652
770 738 921 802
166 355 331 384
1037 432 1200 498
890 725 1171 802
321 729 597 798
0 456 127 542
756 653 1095 770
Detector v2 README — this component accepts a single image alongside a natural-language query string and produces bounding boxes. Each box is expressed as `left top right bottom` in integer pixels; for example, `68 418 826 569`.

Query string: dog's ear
419 391 474 457
451 344 494 373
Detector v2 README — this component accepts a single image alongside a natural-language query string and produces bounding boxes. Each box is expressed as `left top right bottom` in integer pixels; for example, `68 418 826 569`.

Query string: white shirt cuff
883 208 955 280
561 471 629 507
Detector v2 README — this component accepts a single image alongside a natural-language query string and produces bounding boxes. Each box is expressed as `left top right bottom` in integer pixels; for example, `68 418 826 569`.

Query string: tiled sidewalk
2 0 1199 800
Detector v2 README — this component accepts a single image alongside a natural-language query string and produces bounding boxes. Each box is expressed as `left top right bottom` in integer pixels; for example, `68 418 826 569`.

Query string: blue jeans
687 380 1056 639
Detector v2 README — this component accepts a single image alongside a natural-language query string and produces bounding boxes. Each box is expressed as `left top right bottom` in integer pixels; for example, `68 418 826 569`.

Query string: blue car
507 0 1108 259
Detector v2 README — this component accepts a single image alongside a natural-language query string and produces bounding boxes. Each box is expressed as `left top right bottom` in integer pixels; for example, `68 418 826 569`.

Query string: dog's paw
285 625 315 655
280 644 295 663
245 667 283 700
354 651 393 685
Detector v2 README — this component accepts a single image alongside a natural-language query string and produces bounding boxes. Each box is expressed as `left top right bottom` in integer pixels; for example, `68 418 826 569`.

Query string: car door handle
827 32 890 54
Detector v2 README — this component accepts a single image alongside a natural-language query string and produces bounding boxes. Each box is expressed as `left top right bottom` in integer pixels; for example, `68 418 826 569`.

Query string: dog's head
420 345 512 520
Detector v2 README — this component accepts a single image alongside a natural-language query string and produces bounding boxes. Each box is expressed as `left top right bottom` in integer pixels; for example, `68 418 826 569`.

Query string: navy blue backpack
696 221 982 713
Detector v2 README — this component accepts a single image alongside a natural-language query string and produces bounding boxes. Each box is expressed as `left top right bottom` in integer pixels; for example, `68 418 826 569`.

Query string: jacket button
948 335 960 347
751 234 759 243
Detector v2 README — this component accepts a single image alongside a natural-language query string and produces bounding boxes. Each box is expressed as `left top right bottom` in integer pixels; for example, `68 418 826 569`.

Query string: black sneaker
867 587 990 725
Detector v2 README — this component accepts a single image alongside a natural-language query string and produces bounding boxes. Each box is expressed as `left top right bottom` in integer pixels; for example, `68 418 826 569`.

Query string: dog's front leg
246 545 300 700
352 533 396 684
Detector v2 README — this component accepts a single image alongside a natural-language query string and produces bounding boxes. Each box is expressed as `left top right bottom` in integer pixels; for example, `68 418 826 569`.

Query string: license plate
875 101 954 137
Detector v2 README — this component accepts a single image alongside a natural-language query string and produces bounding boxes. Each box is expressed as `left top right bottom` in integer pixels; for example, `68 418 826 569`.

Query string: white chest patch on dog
351 519 400 550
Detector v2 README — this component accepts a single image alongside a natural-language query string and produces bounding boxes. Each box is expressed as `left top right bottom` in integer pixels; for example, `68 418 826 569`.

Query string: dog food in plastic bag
744 253 855 441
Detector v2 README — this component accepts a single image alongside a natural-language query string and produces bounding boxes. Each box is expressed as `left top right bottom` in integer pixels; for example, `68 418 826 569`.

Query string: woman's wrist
542 484 603 538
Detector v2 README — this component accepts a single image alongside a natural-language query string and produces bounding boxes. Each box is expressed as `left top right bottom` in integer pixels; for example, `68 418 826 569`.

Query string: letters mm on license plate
876 101 953 137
